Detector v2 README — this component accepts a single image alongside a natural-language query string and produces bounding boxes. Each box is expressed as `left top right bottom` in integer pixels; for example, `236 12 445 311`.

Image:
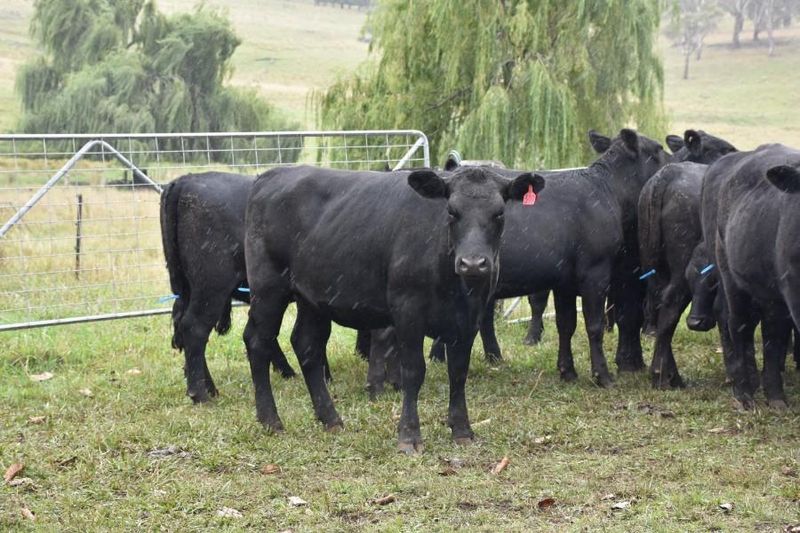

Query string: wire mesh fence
0 130 430 331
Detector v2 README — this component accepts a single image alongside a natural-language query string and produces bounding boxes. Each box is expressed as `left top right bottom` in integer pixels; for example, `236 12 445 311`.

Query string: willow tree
16 0 297 152
317 0 666 169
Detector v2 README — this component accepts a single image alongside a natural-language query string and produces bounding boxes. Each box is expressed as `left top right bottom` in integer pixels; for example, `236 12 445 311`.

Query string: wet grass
2 304 799 530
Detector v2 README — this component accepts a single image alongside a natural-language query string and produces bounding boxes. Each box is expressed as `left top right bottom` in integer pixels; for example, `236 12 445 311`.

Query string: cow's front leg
446 336 475 444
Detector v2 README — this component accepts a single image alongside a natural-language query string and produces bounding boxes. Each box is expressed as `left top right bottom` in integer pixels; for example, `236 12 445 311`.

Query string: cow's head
590 128 670 186
668 130 737 164
408 167 545 283
685 243 718 332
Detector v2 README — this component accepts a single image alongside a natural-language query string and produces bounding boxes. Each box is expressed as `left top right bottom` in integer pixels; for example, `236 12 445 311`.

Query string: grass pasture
2 305 800 530
2 2 800 531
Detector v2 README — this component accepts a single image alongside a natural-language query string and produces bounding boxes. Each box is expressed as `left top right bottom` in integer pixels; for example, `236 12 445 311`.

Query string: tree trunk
683 50 691 80
696 42 704 61
732 12 743 48
766 0 775 56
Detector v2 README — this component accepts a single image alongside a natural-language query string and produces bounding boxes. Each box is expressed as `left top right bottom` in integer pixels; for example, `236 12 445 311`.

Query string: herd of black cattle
159 128 800 453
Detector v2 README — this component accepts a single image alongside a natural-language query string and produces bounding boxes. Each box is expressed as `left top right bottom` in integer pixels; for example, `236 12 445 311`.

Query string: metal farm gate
0 130 430 331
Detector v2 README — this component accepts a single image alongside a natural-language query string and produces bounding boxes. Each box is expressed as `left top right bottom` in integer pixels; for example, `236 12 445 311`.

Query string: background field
2 1 800 530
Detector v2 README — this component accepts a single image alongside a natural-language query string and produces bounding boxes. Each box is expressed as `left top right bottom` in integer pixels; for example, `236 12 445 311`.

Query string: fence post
75 193 83 279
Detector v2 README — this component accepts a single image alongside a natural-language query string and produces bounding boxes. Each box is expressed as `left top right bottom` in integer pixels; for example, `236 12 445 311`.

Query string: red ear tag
522 184 537 206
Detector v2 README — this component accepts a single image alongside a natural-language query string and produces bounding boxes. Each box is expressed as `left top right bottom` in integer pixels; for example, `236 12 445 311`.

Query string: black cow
471 129 668 385
243 165 544 452
637 130 737 388
160 172 298 403
703 144 800 408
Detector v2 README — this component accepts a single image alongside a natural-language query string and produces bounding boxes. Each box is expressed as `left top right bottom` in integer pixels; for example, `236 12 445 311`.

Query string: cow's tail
215 299 232 336
160 178 189 351
637 167 671 329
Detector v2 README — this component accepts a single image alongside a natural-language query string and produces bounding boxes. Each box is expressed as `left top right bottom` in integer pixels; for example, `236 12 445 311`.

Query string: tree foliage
666 0 723 79
316 0 666 169
17 0 297 142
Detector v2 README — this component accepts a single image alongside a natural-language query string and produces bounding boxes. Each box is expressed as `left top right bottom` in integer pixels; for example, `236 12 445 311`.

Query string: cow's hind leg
290 302 342 430
179 293 228 402
244 285 290 432
724 285 760 409
650 282 690 389
761 308 791 409
428 338 446 362
581 285 614 387
553 289 578 382
523 290 548 345
366 327 398 399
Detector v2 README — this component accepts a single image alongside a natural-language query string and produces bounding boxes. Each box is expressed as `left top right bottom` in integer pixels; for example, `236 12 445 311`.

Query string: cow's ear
444 150 461 171
685 129 702 157
666 134 685 154
408 169 449 198
620 128 639 155
588 130 611 154
765 165 800 194
506 172 545 202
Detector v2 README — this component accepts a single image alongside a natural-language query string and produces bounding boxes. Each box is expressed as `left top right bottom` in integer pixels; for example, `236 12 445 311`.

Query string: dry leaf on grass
4 463 24 483
288 496 307 507
438 466 457 476
126 368 142 375
537 498 556 510
260 464 281 475
781 466 797 477
78 388 93 397
611 500 631 510
216 507 242 518
371 494 396 506
491 456 510 475
784 525 800 533
600 493 617 501
30 372 53 382
20 508 35 521
9 477 34 488
472 418 491 427
147 446 191 459
532 435 552 445
28 416 46 424
718 502 734 512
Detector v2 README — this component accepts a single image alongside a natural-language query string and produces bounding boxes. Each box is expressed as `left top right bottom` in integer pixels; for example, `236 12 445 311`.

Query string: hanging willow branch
316 0 666 169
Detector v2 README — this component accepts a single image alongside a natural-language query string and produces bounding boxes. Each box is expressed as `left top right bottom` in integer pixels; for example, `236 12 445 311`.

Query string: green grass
2 3 800 531
2 305 799 530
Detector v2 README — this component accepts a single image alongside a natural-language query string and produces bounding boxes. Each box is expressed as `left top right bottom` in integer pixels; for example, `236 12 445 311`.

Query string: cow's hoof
277 367 296 379
188 389 212 404
559 368 578 382
593 372 614 388
522 335 542 346
453 436 474 446
398 440 424 455
651 372 686 390
767 399 788 410
325 419 344 433
485 352 503 365
733 395 755 411
616 359 646 373
259 419 284 434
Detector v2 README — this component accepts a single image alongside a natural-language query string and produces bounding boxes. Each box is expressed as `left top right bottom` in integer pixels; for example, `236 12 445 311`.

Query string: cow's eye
493 212 504 221
448 208 460 221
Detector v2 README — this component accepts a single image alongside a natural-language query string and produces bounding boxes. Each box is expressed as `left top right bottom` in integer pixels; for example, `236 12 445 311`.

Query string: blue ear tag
237 287 250 293
700 264 715 275
158 294 180 303
639 269 656 280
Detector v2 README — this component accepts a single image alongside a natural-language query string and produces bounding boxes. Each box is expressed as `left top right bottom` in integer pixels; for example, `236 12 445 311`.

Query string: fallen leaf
600 493 617 501
491 456 510 475
537 497 556 510
78 388 93 397
438 466 457 476
30 372 53 382
8 477 34 488
371 494 396 506
20 508 35 521
147 446 191 459
4 463 24 483
784 525 800 533
708 427 728 434
532 435 552 445
444 457 465 469
216 507 242 518
781 466 797 477
472 418 491 427
719 502 734 512
288 496 307 507
611 500 631 510
260 464 281 475
126 368 142 375
28 416 46 425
